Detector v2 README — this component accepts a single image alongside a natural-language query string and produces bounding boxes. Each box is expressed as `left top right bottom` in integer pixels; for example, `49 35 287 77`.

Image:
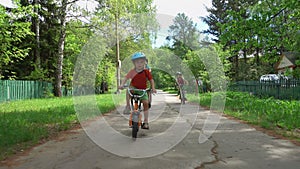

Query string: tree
167 13 200 60
63 20 93 89
249 0 299 57
0 3 34 79
35 0 80 97
33 0 41 69
94 0 157 92
200 0 228 42
215 0 299 80
292 31 300 79
201 0 258 42
28 0 87 96
55 0 68 97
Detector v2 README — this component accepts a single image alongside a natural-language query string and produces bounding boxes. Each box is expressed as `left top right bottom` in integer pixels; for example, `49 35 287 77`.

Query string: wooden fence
0 80 72 102
229 79 300 100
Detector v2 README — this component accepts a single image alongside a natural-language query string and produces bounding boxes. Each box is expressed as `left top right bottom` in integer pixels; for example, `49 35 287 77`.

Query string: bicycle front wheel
132 122 139 138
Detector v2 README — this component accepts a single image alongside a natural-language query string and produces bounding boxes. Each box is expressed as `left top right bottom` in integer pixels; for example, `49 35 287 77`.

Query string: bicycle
178 85 186 104
126 87 151 139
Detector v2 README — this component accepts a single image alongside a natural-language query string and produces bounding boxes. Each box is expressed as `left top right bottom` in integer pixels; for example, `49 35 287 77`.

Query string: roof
283 52 298 64
276 52 299 70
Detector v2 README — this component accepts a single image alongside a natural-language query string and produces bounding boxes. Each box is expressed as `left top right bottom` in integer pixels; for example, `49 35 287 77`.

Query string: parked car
260 74 280 83
260 74 293 85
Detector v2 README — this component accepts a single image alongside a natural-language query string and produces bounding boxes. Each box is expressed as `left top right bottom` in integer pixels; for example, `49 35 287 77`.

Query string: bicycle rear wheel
180 90 185 104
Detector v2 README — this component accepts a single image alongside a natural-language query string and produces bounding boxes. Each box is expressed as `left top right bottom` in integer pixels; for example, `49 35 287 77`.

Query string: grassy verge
188 91 300 141
163 88 177 94
0 93 124 161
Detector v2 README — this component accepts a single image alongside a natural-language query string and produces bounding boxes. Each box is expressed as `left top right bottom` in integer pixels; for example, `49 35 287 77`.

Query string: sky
153 0 212 47
1 0 213 47
153 0 212 23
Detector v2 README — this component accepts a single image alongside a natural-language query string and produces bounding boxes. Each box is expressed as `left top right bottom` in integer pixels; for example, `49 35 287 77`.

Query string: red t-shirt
177 77 184 85
126 69 153 89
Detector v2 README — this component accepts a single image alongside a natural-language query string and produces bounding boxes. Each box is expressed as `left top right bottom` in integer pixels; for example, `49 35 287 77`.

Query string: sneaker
141 122 149 130
123 106 130 115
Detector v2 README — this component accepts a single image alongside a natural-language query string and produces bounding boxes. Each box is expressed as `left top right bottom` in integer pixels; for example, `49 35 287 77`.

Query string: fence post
7 85 10 101
276 83 280 99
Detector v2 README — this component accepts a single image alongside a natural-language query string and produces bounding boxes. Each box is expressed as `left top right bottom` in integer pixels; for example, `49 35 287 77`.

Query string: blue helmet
131 52 146 61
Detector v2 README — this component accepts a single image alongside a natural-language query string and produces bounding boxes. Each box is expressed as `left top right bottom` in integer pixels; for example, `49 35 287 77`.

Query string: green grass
162 88 177 94
0 93 124 160
188 91 300 140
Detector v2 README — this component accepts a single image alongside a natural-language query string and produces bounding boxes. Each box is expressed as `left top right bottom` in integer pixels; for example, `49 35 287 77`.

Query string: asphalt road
1 91 300 169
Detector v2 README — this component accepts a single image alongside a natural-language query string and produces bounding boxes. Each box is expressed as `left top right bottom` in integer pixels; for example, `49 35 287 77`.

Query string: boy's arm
119 77 129 89
184 78 189 85
150 79 157 93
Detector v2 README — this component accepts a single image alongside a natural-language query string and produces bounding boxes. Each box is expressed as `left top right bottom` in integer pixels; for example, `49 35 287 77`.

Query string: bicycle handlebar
126 87 150 98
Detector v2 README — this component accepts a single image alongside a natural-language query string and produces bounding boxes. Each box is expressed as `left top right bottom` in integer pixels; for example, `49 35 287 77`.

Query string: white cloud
0 0 17 8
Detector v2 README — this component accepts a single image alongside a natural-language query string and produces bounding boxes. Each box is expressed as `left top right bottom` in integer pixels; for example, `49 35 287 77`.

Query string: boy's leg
147 90 152 108
123 92 131 114
142 99 150 129
126 91 130 107
142 100 149 122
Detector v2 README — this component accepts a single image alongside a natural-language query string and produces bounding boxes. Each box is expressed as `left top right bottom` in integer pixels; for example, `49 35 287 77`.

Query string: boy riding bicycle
119 52 157 129
176 72 188 101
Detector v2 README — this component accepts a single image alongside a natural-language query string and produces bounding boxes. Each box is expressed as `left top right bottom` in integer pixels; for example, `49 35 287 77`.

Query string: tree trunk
55 0 67 97
243 38 247 64
34 0 41 69
255 47 260 65
243 49 247 64
255 37 260 65
235 55 239 80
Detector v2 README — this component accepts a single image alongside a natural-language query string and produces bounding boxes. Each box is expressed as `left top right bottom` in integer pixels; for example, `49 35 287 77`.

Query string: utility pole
115 11 121 94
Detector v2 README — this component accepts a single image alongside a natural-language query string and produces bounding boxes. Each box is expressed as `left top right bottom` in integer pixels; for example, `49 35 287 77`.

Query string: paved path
1 91 300 169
